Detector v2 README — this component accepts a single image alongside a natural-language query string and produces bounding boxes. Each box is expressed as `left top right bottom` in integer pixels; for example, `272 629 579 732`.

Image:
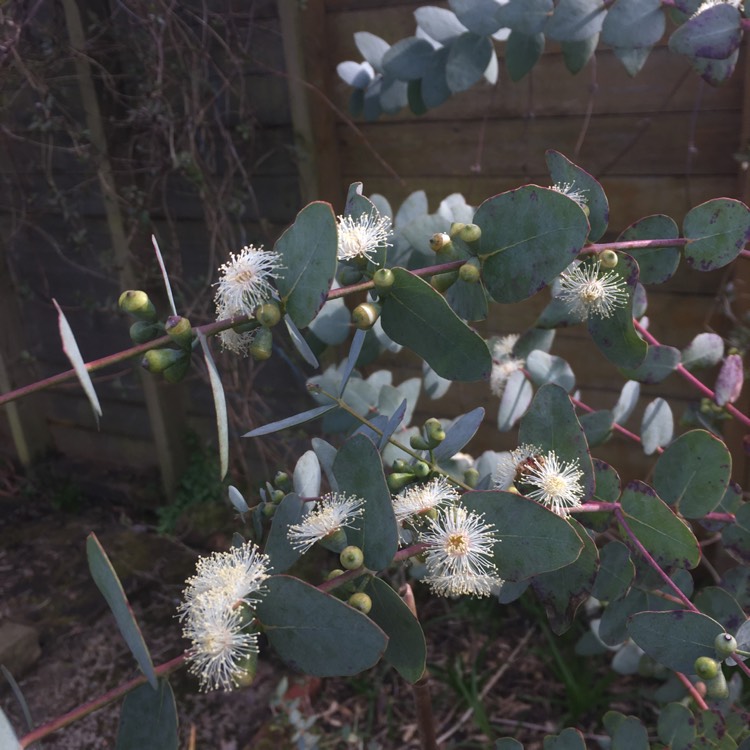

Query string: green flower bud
142 348 187 374
129 320 163 344
464 468 480 488
271 489 285 505
163 354 191 384
327 568 345 581
458 223 481 243
255 302 281 328
430 270 458 293
705 671 729 700
250 327 273 361
410 434 430 451
119 290 157 321
430 232 453 253
373 268 395 292
392 459 411 473
424 418 445 444
352 302 381 330
165 315 193 349
274 471 291 492
459 260 481 284
448 222 466 239
340 545 364 570
233 651 259 688
694 656 720 680
413 461 430 478
387 472 416 492
599 249 619 269
348 592 372 614
714 632 738 658
262 502 276 519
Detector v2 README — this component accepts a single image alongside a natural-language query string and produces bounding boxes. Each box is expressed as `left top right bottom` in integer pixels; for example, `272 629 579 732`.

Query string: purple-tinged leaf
715 353 743 405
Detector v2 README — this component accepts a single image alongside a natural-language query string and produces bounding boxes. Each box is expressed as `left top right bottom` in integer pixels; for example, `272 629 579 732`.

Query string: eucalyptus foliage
3 11 750 750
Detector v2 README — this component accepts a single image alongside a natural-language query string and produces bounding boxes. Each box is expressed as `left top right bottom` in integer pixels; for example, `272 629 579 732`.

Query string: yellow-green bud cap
256 302 281 328
142 348 186 374
340 545 364 570
165 315 193 349
119 290 156 322
271 489 285 504
274 471 291 492
430 232 452 252
129 321 162 344
352 302 380 330
373 268 395 292
714 632 737 657
348 592 372 614
424 418 445 444
413 461 430 478
327 568 345 581
233 651 259 688
262 503 276 518
694 656 720 680
430 270 459 293
459 260 481 284
163 354 191 384
599 249 619 269
387 472 415 492
410 434 430 451
464 468 480 488
449 222 466 238
458 223 481 243
250 327 273 361
705 671 729 700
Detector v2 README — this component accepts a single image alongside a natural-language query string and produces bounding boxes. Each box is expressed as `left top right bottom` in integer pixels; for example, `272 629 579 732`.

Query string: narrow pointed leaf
284 314 319 368
243 404 335 438
53 299 102 425
364 577 426 683
116 680 178 750
0 666 31 732
86 533 157 688
256 575 388 676
228 486 249 515
379 399 407 451
380 268 491 381
151 235 177 317
339 328 367 397
293 450 321 498
197 332 228 480
333 434 398 570
497 370 532 430
433 406 484 461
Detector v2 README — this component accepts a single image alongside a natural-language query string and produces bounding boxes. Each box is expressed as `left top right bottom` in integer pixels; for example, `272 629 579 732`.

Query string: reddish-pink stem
675 672 709 711
632 320 750 429
614 507 696 610
18 654 186 748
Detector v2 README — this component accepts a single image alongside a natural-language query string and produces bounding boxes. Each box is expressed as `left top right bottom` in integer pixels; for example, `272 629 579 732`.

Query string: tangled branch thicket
0 0 299 477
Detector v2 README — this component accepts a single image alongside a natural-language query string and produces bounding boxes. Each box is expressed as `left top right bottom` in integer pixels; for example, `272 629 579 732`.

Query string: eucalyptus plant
2 147 750 748
336 0 750 119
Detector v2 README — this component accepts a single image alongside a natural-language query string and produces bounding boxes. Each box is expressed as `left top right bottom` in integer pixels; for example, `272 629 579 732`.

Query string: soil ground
0 455 638 749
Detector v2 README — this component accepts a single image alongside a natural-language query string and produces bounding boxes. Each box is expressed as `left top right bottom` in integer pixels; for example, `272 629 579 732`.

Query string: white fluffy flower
182 594 259 691
393 476 460 523
215 302 257 356
490 357 525 396
557 261 628 320
491 334 520 360
337 211 393 262
550 181 588 210
179 541 271 615
523 450 585 517
420 505 503 597
493 443 541 490
214 245 282 316
287 492 365 553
